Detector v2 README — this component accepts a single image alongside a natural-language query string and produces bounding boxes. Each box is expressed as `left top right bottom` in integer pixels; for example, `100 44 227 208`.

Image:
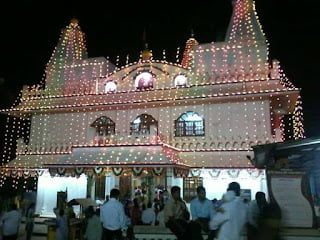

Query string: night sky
0 0 319 140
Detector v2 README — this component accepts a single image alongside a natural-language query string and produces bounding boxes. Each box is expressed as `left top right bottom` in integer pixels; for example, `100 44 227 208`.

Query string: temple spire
45 18 88 91
181 30 198 68
225 0 266 44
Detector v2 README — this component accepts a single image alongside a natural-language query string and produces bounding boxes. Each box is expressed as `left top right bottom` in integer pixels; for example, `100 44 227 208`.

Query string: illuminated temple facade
0 0 304 216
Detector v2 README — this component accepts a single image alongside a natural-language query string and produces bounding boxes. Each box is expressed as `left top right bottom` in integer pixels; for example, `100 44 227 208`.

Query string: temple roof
1 80 300 117
1 145 254 171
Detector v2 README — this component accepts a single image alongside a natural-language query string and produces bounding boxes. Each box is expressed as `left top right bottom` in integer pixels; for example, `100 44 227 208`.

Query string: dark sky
0 0 319 138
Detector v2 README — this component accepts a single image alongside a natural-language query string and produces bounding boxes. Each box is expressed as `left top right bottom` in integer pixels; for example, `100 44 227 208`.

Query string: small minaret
140 29 152 61
181 30 199 68
141 43 153 61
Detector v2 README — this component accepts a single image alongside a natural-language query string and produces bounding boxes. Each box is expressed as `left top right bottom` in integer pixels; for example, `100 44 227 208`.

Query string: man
84 206 102 240
0 203 22 240
190 186 216 240
141 202 156 225
164 186 190 240
25 202 39 240
209 182 247 240
100 188 129 240
246 191 268 240
54 208 68 240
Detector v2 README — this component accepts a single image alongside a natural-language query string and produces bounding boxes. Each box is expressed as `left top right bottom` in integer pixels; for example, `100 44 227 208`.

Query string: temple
0 0 304 217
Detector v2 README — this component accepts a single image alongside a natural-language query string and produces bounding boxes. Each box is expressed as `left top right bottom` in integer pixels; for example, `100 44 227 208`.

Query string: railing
133 226 209 240
16 134 277 155
92 134 160 146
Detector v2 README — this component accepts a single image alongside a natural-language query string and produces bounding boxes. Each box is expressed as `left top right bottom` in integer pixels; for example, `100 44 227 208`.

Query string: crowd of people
95 182 281 240
0 182 282 240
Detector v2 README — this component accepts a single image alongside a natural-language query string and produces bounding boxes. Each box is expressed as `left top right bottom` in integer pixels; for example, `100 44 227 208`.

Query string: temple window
174 74 187 87
183 177 203 203
130 114 158 135
135 72 154 90
91 116 115 139
175 111 205 137
104 81 117 93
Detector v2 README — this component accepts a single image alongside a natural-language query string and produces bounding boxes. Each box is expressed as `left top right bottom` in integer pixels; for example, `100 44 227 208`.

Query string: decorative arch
174 111 205 137
134 71 154 90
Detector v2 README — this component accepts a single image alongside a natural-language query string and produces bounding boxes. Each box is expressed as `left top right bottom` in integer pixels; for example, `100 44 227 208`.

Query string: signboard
240 189 252 202
270 172 314 227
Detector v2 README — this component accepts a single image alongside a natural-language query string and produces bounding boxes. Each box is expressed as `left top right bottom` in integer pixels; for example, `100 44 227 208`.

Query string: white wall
28 99 271 148
202 169 268 201
36 170 87 217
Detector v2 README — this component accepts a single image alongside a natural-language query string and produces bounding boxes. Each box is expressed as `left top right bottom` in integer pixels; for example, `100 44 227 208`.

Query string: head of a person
133 197 140 207
170 186 181 201
10 203 17 211
256 191 267 205
110 188 120 199
29 202 35 208
227 181 241 196
86 206 94 217
196 186 206 201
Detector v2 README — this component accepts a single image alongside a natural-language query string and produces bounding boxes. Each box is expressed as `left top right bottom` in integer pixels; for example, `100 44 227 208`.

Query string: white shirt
156 210 165 226
100 198 128 230
209 197 247 240
190 197 214 220
0 209 22 236
141 208 156 225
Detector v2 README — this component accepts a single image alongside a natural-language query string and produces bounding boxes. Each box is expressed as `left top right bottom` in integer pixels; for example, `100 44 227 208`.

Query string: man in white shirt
0 203 22 240
209 182 247 240
100 188 129 240
141 202 156 225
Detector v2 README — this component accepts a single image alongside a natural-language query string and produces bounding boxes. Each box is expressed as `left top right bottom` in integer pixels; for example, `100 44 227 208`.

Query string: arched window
175 112 205 137
91 116 115 136
135 72 154 90
130 114 158 135
174 74 187 87
105 81 117 93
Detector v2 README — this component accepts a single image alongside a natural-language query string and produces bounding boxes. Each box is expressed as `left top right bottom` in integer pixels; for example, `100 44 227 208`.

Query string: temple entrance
119 175 132 201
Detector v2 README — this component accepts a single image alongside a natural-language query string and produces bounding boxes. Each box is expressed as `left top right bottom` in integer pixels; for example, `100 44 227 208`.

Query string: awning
251 137 320 172
1 155 63 169
0 144 189 177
